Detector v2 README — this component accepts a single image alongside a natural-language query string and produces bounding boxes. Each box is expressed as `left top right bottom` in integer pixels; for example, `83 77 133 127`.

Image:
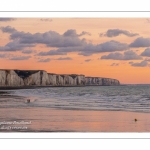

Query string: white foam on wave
3 85 150 113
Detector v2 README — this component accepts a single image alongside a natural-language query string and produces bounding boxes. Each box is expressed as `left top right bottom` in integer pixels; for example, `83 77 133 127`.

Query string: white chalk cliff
0 69 120 87
85 77 120 86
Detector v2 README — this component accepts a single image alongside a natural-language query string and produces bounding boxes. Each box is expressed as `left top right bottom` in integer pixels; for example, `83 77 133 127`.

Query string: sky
0 18 150 84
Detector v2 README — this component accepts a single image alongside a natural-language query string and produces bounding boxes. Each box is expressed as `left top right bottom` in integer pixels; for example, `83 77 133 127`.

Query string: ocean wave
2 85 150 113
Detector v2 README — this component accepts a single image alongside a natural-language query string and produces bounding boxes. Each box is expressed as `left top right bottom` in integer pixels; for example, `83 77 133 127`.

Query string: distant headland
0 69 120 87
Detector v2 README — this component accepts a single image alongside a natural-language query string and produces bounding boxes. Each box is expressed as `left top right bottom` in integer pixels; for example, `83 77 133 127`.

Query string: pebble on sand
134 118 137 122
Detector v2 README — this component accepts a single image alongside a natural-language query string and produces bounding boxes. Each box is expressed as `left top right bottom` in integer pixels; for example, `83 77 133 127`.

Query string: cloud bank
101 50 142 60
100 29 139 37
110 63 119 66
38 58 51 62
141 48 150 57
130 37 150 47
129 60 149 67
0 26 129 57
0 18 15 22
0 27 87 52
55 57 72 60
0 26 17 33
10 56 31 60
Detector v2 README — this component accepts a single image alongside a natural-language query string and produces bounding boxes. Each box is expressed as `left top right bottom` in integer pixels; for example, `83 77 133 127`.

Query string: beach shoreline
1 88 150 132
0 85 123 90
0 85 85 90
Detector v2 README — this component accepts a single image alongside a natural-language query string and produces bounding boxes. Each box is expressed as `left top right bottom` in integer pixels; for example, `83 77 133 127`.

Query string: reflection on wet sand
0 107 150 132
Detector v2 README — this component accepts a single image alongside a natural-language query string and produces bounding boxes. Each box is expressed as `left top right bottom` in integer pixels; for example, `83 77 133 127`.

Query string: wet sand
0 106 150 132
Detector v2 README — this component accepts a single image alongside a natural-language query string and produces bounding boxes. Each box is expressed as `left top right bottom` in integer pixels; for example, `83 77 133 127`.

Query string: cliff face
24 71 41 86
0 70 24 86
6 70 24 86
48 74 57 85
0 70 7 86
85 77 120 86
48 74 85 86
0 69 120 87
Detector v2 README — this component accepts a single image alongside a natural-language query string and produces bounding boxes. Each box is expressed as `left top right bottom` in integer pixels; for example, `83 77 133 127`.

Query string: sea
1 85 150 113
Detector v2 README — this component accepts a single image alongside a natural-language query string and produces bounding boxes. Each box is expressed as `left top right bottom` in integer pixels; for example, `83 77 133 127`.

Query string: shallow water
2 85 150 113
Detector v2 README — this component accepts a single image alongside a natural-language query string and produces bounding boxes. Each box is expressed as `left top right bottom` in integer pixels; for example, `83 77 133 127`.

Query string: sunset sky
1 18 150 84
